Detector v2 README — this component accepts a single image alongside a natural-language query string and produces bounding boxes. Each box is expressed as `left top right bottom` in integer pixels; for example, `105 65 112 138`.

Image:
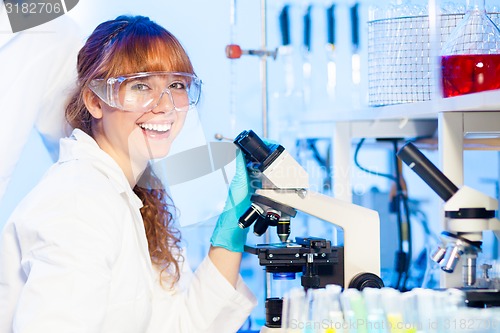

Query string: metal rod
260 0 272 300
260 0 269 139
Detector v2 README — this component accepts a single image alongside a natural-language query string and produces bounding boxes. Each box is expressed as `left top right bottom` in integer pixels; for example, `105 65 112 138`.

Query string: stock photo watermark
3 0 79 32
289 317 500 332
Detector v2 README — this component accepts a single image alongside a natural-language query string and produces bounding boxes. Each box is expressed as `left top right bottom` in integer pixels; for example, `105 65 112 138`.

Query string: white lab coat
0 129 257 333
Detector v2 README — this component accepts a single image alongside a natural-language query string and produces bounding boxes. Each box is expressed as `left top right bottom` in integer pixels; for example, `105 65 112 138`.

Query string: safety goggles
88 72 202 113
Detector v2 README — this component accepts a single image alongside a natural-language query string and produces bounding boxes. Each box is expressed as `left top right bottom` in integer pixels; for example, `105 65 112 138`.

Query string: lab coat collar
58 129 143 209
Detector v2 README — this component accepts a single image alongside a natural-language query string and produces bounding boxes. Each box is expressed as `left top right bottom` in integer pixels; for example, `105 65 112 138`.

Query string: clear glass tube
282 287 307 333
380 288 404 333
363 288 387 333
340 289 368 333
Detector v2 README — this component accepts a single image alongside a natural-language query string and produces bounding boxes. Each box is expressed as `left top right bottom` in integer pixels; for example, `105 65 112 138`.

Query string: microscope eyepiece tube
397 142 459 202
233 130 271 163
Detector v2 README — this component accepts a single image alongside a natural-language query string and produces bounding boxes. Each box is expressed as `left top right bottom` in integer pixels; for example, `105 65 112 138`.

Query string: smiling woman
0 14 256 333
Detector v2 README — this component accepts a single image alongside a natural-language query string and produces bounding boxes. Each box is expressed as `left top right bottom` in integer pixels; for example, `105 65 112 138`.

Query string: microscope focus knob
348 272 384 291
301 274 321 289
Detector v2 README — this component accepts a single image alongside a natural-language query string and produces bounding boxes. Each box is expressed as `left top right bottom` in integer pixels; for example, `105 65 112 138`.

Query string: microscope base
463 288 500 308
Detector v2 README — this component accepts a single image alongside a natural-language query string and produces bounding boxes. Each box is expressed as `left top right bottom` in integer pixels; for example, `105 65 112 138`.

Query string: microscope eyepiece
234 130 271 163
397 142 458 202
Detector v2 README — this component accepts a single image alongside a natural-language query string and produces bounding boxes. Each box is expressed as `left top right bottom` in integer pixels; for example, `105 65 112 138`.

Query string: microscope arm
256 188 381 287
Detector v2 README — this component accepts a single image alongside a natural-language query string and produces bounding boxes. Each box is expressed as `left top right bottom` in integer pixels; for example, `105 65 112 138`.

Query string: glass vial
441 0 500 97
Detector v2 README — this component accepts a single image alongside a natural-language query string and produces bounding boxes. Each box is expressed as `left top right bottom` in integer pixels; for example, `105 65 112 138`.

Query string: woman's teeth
139 123 171 132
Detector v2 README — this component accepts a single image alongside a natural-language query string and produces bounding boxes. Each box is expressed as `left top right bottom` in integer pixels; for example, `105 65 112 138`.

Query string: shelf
437 89 500 112
301 89 500 124
298 116 437 140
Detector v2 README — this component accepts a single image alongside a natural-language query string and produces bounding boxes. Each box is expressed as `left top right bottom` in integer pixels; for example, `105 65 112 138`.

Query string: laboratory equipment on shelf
233 130 384 332
397 142 500 307
441 0 500 97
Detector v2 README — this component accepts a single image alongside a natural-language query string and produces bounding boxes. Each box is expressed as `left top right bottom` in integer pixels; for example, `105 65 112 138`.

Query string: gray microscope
233 130 384 330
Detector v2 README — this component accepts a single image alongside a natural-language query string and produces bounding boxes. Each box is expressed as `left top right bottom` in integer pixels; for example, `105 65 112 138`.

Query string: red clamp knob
225 44 243 59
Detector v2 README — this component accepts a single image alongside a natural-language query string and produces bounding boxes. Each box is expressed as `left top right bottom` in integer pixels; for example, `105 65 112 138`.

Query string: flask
441 0 500 97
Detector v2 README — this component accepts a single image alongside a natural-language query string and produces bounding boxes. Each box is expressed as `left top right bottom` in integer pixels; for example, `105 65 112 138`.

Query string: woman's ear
83 88 103 119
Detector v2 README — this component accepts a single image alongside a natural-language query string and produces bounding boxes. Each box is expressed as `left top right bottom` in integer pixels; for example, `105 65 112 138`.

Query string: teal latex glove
210 148 253 252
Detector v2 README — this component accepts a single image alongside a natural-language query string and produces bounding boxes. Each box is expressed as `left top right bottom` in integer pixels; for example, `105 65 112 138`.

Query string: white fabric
0 129 257 333
0 13 82 202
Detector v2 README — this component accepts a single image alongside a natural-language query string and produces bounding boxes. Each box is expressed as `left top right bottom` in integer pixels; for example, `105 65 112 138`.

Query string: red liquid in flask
441 54 500 97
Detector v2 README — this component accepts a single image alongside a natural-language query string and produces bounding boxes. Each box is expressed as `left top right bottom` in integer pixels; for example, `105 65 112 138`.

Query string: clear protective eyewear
88 72 202 113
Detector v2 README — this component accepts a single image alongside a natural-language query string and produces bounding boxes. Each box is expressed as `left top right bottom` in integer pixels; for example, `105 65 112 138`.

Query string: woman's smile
138 121 173 140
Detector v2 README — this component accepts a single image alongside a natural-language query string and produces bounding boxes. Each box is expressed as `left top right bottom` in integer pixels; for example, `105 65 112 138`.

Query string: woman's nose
151 90 175 114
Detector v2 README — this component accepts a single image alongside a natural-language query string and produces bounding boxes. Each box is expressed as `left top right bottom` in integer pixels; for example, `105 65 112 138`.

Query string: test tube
380 288 404 333
340 288 368 333
282 287 307 333
401 290 420 333
413 288 438 333
309 288 327 333
310 285 344 333
488 307 500 333
362 288 387 333
445 288 466 310
325 285 344 333
433 288 467 333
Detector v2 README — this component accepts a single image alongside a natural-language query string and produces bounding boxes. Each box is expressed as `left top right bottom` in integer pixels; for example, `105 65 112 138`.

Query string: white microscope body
439 186 500 288
398 142 500 289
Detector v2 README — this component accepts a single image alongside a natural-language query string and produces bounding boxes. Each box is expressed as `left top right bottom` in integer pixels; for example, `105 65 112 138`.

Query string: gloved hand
210 148 253 252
